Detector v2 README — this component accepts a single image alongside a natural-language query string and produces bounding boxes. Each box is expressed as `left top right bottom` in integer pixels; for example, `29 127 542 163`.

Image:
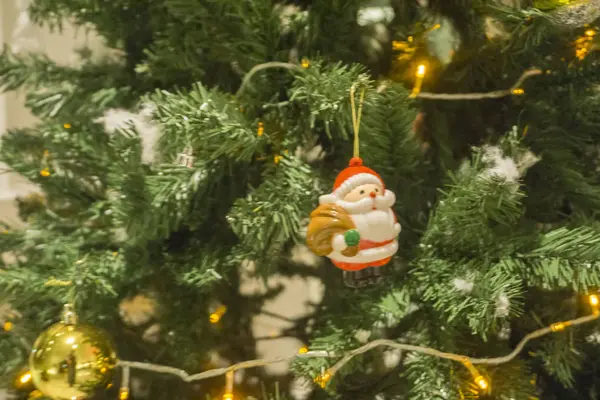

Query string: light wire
117 312 599 385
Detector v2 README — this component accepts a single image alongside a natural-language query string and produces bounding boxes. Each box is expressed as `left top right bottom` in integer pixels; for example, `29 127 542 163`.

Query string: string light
314 368 332 388
551 321 569 332
298 347 309 354
585 28 596 37
120 365 130 399
462 358 489 392
257 122 264 137
474 375 489 390
119 387 129 400
20 372 32 384
511 88 525 95
63 123 72 129
117 312 599 391
301 58 310 68
210 305 227 323
274 155 283 164
223 370 235 400
416 68 541 100
590 294 599 315
4 321 13 332
39 168 51 177
410 64 427 98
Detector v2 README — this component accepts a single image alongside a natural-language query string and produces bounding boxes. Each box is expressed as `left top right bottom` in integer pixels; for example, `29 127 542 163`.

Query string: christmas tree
2 0 600 399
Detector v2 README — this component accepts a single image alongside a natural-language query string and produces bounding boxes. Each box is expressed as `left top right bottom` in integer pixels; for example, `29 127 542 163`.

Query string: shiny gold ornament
28 390 44 399
548 0 600 28
533 0 572 10
29 305 117 400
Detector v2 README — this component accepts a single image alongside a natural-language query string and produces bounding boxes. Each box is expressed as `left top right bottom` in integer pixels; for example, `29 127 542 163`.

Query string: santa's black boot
368 267 384 286
343 270 370 288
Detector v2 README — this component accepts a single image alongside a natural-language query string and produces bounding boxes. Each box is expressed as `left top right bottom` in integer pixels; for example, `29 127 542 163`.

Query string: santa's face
336 183 397 242
343 183 382 202
337 183 393 214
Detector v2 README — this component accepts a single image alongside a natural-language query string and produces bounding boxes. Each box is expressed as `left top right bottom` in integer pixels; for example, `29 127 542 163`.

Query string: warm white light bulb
20 372 31 384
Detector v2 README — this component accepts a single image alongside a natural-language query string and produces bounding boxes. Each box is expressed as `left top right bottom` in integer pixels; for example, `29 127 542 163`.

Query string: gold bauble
29 306 117 400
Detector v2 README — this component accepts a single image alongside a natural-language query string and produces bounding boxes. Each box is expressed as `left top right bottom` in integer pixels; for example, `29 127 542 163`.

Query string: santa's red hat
319 157 384 204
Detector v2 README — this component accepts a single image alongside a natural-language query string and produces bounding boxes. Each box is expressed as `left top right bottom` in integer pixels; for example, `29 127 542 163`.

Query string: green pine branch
150 83 265 163
227 155 315 271
0 48 133 118
290 61 371 140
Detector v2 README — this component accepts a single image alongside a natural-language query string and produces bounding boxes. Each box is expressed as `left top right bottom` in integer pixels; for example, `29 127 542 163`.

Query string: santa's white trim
319 194 339 204
328 240 398 264
332 234 347 252
333 173 383 199
394 222 401 235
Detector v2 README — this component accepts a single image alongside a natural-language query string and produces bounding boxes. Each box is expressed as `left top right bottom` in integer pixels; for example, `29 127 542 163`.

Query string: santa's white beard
350 208 396 242
334 190 397 242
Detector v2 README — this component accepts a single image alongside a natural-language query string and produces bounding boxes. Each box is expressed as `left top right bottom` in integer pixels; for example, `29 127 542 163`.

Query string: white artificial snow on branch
453 278 475 294
495 293 511 318
97 104 161 164
479 142 539 186
480 146 521 183
357 6 395 26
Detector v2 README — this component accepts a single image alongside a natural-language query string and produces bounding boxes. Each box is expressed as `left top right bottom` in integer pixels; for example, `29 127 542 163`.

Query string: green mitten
344 229 360 247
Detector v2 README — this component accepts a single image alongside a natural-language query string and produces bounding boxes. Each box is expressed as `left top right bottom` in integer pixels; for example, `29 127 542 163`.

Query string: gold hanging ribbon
350 83 366 158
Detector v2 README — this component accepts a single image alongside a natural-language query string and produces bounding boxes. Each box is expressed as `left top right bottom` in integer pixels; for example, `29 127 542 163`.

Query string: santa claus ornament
306 85 401 288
